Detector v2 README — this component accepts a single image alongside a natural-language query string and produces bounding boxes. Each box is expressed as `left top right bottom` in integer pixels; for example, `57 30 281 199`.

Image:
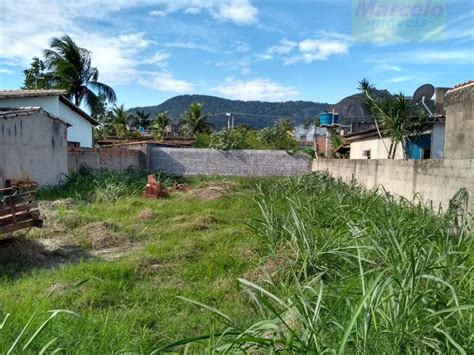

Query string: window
67 141 80 147
362 149 371 159
422 148 431 160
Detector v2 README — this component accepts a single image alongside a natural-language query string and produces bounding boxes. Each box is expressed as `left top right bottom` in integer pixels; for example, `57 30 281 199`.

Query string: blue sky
0 0 472 108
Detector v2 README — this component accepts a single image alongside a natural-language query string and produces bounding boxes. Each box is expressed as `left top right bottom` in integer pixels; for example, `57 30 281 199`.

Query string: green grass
0 171 265 353
0 170 472 353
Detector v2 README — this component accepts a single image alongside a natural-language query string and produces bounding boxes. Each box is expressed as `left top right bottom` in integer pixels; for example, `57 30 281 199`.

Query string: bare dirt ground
188 181 239 201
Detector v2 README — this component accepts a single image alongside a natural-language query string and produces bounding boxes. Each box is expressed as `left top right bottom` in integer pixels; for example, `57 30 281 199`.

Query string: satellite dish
412 84 434 116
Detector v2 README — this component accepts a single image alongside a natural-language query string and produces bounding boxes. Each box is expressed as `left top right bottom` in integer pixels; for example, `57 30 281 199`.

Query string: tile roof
0 107 70 126
0 90 98 126
446 80 474 94
0 89 67 98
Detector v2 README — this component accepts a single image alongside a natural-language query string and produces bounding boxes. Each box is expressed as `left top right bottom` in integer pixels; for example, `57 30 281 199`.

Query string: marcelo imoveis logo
352 0 445 43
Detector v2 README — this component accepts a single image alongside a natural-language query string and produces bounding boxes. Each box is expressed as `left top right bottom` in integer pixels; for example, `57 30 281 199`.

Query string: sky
0 0 473 109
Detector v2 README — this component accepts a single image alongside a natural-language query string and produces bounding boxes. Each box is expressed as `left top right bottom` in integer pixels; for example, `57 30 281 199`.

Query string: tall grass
38 166 184 202
162 173 473 353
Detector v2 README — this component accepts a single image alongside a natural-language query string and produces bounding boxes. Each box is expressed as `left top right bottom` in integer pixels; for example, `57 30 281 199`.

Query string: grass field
0 169 472 353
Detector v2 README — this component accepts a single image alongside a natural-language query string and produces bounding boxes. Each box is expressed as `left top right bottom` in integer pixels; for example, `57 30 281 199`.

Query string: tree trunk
388 142 394 159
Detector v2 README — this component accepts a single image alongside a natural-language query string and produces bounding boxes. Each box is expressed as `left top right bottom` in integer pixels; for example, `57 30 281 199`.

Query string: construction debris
143 175 168 199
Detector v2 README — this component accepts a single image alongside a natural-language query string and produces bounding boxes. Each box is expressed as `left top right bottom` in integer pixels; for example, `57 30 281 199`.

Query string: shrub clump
38 166 184 202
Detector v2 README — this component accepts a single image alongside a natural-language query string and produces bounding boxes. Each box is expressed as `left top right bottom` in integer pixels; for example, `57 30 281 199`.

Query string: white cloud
384 75 417 83
142 51 171 65
162 41 215 52
139 72 194 93
287 33 350 63
214 59 251 75
267 39 297 55
0 1 178 88
371 50 474 66
148 10 167 16
213 77 298 101
231 41 250 53
183 7 201 15
400 50 474 63
0 68 14 74
146 0 258 25
261 33 350 64
211 0 258 25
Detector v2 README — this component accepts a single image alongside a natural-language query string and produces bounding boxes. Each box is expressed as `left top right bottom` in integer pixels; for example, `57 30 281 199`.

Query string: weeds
165 172 473 353
38 166 184 202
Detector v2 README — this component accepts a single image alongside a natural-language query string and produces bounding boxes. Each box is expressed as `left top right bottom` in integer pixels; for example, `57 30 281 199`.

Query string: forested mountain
128 90 392 129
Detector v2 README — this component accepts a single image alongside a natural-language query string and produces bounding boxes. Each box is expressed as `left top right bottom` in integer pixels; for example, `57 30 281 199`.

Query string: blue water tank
319 112 339 126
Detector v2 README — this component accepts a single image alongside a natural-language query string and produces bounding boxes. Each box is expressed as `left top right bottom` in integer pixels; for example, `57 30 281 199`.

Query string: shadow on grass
0 235 94 280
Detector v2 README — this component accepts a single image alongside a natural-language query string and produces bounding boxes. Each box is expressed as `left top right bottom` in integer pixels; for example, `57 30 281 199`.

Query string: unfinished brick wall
68 147 144 172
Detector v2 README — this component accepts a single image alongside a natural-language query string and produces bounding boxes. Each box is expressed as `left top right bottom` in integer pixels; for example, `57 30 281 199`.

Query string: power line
208 112 374 121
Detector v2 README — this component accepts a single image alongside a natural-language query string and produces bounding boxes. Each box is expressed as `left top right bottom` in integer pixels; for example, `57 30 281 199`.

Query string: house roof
0 89 67 98
0 107 70 126
59 95 98 126
344 118 443 142
0 90 98 126
446 80 474 94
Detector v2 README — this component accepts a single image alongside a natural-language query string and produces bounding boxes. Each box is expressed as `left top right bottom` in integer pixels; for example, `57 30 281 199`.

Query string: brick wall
68 147 143 172
313 159 474 212
149 147 311 176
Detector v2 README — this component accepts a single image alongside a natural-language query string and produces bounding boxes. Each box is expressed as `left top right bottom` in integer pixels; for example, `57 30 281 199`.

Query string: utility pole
226 112 234 130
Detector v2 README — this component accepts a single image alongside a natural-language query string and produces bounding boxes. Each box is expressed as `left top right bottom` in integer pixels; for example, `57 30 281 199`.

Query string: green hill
128 95 330 129
128 90 393 129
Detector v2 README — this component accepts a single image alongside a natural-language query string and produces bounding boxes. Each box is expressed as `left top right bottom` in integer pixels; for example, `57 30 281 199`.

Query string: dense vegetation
0 171 471 353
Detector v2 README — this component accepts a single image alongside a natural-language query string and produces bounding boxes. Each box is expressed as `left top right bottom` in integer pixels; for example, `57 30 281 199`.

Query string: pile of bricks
143 175 168 199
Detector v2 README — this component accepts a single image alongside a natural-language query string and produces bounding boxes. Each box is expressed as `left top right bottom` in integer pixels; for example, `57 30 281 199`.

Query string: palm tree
134 109 151 129
359 78 424 159
111 104 128 138
43 34 116 111
151 112 170 141
180 103 212 137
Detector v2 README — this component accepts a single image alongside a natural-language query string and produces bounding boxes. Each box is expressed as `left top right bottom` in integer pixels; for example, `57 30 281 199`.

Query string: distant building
294 123 329 153
344 119 445 160
0 90 98 147
344 81 474 160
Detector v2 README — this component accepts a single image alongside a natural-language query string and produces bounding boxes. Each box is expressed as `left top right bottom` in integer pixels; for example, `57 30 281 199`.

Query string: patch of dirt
136 209 156 220
85 222 124 250
188 181 239 201
189 214 218 231
243 250 290 283
89 244 142 261
39 198 77 210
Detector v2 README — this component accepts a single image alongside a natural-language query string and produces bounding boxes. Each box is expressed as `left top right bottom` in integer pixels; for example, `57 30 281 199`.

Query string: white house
0 90 98 147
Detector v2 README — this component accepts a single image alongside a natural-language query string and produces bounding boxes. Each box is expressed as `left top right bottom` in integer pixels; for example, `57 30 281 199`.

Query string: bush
38 166 184 202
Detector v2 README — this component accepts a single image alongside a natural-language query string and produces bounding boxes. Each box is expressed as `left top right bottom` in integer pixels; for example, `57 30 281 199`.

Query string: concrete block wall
68 147 143 172
313 159 474 212
149 147 311 176
444 83 474 159
0 111 68 186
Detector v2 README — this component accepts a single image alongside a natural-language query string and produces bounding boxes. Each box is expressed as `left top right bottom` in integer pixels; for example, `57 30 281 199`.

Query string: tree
257 123 299 151
22 57 52 89
90 93 112 124
180 103 212 137
151 112 170 141
276 118 295 133
111 104 129 139
358 78 425 159
43 34 116 111
133 109 151 129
